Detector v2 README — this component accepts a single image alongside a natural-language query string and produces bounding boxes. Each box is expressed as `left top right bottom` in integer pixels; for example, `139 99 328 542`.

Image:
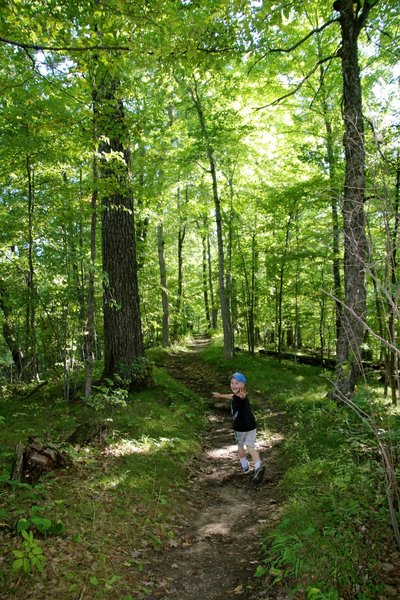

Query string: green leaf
23 558 30 573
254 565 267 578
22 529 34 542
17 519 30 533
12 559 23 571
31 516 52 532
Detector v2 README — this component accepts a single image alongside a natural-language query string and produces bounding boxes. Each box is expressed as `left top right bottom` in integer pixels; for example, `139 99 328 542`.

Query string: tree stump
11 437 68 483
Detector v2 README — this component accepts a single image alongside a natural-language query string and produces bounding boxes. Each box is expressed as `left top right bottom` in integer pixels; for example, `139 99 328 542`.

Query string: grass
1 342 400 599
0 360 206 599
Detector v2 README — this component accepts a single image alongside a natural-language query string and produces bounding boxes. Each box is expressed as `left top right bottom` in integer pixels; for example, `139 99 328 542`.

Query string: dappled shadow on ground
142 347 289 600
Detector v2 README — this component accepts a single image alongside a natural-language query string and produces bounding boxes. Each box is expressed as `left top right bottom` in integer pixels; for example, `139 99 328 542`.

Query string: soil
143 343 289 600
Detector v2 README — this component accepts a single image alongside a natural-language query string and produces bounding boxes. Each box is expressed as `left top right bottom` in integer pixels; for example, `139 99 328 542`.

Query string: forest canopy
0 0 399 398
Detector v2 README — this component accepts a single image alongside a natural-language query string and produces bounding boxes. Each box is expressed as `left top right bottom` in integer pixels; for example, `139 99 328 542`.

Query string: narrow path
145 347 288 600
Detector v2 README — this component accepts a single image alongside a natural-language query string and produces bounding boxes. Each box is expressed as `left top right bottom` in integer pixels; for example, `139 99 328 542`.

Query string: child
212 372 265 484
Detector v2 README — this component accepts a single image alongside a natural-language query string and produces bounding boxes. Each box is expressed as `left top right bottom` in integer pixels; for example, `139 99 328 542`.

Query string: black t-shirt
231 394 257 432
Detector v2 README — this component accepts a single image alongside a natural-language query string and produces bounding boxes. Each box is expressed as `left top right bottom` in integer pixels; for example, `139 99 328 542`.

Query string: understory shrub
261 388 397 598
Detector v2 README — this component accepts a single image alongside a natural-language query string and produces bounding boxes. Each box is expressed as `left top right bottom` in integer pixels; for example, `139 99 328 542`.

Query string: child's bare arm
212 392 233 400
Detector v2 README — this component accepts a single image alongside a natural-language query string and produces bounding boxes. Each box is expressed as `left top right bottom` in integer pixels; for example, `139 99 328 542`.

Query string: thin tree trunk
26 156 38 382
199 224 211 330
277 213 293 359
174 185 187 338
85 150 98 399
249 234 257 356
316 39 343 344
157 220 170 347
206 225 218 329
387 152 400 404
226 171 235 347
187 77 233 357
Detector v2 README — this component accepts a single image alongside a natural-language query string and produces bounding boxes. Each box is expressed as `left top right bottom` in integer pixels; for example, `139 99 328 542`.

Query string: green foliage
12 530 45 574
261 385 393 598
1 365 205 597
128 356 154 391
86 381 128 414
16 505 65 537
89 574 122 591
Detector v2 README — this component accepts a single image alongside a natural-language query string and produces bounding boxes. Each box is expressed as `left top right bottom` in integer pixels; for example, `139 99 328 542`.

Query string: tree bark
334 0 370 400
95 75 146 389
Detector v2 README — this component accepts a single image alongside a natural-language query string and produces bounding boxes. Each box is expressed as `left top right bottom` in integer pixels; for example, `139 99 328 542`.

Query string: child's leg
248 446 262 469
235 432 249 471
246 430 262 469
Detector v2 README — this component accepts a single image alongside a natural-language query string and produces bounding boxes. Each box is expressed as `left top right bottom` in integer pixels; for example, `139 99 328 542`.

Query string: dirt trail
145 345 288 600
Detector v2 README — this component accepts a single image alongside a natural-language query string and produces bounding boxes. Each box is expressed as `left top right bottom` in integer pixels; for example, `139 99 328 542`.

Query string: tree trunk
157 220 170 347
187 77 233 357
174 186 187 338
95 75 147 389
25 156 38 381
85 149 98 399
199 226 211 329
334 0 369 400
207 227 218 329
387 152 400 404
277 213 293 359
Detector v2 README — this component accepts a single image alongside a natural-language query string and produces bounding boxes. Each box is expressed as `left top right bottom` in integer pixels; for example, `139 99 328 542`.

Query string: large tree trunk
95 75 147 390
333 0 370 400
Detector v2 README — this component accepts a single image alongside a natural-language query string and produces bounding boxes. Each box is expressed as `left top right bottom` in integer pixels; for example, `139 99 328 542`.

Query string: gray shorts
235 429 257 449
